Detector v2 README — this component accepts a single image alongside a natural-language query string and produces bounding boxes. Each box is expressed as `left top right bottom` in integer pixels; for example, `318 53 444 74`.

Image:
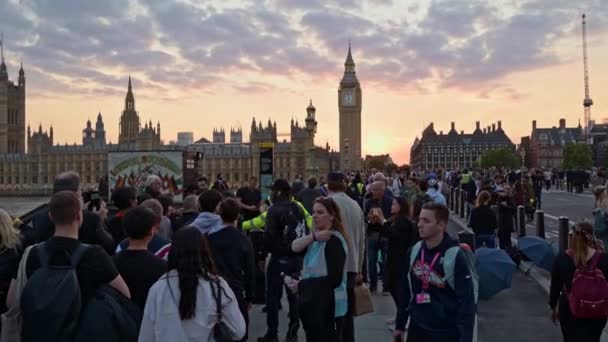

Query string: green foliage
386 163 398 174
479 148 519 168
562 143 592 169
366 158 385 171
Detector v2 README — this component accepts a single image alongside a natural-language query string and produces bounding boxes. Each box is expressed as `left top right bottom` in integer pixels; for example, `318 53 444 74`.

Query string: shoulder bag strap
213 278 223 321
590 251 602 270
165 275 178 307
69 244 90 267
14 245 35 301
36 242 49 268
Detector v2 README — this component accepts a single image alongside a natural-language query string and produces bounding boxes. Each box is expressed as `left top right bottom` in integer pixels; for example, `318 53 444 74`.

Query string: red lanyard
420 248 441 290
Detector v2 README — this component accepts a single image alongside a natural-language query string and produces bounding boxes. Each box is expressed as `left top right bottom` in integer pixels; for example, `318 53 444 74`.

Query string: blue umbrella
518 236 557 272
475 248 516 300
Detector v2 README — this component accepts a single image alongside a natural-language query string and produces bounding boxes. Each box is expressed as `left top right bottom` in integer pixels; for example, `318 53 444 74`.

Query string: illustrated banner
108 151 183 202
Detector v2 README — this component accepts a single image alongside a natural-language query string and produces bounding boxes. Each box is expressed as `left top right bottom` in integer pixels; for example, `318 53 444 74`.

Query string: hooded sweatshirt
191 212 225 235
395 233 476 342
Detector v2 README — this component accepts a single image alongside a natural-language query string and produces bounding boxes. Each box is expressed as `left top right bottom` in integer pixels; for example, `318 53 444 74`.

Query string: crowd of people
0 165 606 341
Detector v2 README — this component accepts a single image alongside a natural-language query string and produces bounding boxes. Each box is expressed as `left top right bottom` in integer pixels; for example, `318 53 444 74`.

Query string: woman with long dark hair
384 197 417 307
290 197 350 342
550 222 608 342
139 227 245 341
469 190 498 248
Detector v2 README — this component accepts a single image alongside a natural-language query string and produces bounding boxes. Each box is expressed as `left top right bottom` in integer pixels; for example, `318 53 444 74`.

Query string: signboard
108 151 184 202
259 143 274 201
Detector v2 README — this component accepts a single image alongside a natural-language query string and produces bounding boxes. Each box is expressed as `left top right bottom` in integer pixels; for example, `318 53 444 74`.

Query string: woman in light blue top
291 197 350 342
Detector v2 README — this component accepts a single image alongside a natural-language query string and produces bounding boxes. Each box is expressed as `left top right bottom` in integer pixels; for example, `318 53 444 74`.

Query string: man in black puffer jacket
258 179 308 342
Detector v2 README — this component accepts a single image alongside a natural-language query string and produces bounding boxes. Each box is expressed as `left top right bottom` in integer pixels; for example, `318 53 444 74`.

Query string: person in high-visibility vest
242 198 313 232
460 169 472 189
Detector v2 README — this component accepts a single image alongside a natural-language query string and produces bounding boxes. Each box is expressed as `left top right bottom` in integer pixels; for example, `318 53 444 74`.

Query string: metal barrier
536 210 545 239
558 216 570 251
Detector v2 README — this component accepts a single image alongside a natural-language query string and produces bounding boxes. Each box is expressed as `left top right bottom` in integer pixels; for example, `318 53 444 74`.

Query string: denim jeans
265 257 300 337
476 234 496 249
367 236 380 290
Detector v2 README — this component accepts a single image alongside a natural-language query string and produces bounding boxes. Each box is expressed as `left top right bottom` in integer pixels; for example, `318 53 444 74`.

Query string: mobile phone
88 191 101 211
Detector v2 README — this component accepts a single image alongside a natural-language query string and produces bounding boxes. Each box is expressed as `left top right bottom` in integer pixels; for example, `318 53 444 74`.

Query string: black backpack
75 285 142 342
21 243 90 342
280 202 308 254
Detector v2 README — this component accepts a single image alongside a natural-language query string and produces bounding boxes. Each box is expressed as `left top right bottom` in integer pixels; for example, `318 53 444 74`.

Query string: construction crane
582 13 593 138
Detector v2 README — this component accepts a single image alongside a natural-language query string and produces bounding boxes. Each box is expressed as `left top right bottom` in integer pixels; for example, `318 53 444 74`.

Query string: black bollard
454 188 460 214
460 190 466 219
517 205 526 237
449 187 455 211
459 229 476 251
559 216 570 252
536 210 545 239
491 205 498 219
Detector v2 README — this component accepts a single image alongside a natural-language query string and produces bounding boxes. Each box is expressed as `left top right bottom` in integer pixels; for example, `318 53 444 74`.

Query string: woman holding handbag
139 227 245 341
290 197 350 342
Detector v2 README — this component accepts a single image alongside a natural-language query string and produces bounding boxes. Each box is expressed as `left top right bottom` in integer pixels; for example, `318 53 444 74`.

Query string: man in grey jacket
327 172 366 342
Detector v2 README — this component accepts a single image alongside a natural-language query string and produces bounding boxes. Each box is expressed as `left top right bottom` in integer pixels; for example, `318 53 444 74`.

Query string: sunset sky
1 0 607 165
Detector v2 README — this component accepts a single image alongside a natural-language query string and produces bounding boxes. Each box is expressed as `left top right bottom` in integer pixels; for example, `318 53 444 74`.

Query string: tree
386 163 398 174
366 158 385 171
562 143 592 169
479 148 519 169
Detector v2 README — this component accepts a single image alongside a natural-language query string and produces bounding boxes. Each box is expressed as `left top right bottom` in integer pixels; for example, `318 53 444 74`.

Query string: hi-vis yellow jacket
242 199 313 232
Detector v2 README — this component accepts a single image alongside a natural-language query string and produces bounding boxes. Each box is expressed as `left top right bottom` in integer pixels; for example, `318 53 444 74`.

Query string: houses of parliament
0 39 363 193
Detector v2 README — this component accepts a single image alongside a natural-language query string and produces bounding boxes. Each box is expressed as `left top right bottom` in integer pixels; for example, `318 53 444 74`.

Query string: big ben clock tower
338 43 362 171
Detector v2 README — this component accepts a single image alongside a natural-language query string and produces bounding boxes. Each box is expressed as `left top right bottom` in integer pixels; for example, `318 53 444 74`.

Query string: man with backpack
10 191 131 342
258 179 308 342
394 203 476 342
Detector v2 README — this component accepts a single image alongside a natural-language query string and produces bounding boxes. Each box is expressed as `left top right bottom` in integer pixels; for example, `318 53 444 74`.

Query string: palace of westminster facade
0 41 363 193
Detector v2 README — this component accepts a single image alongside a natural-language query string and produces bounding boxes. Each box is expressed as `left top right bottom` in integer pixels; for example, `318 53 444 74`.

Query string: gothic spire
0 32 8 81
345 40 354 67
0 32 4 64
125 75 135 110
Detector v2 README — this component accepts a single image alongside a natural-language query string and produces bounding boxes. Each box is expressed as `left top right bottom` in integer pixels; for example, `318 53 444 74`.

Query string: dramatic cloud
1 0 607 97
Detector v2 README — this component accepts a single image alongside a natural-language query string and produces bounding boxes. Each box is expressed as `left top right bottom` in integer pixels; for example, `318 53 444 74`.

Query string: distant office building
177 132 193 146
520 118 584 169
410 121 514 170
590 121 608 167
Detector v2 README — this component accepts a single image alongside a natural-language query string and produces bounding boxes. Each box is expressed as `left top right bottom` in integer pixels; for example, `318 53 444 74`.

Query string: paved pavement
523 189 593 244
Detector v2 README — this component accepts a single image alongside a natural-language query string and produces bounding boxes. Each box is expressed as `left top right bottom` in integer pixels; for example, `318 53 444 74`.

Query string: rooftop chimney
460 130 464 135
451 122 455 130
476 121 480 130
498 121 502 130
439 131 443 135
492 123 496 132
483 128 487 134
532 120 537 131
559 118 566 129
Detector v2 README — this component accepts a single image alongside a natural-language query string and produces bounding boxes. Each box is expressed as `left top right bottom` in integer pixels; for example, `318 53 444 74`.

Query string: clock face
342 89 355 106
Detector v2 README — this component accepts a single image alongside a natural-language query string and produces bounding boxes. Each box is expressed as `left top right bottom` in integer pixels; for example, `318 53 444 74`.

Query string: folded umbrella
518 236 557 272
475 248 516 300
